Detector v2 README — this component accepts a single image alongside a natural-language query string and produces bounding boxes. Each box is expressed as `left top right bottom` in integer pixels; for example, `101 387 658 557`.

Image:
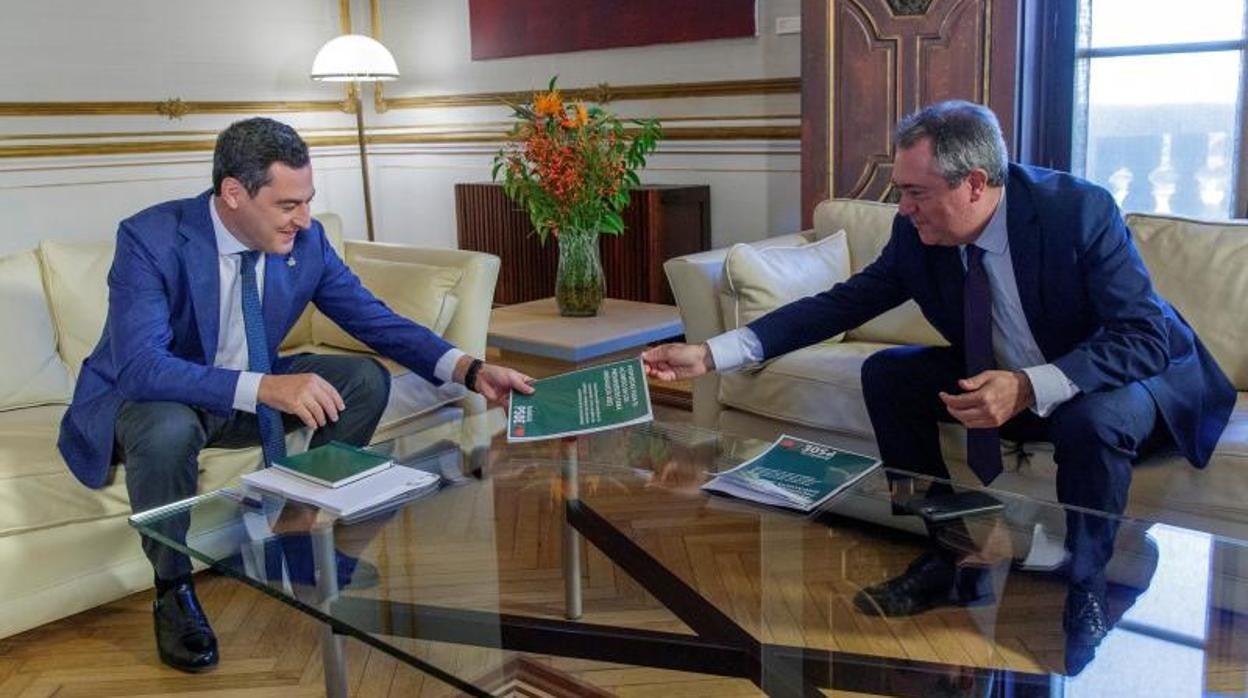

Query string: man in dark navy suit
644 101 1235 653
59 118 532 671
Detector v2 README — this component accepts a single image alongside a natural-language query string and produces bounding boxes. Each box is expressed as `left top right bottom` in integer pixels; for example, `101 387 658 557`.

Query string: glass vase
554 231 605 317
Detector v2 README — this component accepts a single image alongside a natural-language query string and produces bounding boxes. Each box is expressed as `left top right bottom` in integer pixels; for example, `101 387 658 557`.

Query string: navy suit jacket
59 191 454 488
749 164 1235 468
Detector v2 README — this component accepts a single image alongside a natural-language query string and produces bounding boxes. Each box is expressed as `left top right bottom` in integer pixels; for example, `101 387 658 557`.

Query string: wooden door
801 0 1019 224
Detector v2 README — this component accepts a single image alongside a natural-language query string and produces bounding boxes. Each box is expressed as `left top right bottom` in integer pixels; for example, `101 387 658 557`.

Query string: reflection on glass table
131 413 1248 697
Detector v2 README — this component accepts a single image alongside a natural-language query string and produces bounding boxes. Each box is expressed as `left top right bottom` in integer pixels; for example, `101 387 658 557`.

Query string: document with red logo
507 357 653 442
702 434 880 512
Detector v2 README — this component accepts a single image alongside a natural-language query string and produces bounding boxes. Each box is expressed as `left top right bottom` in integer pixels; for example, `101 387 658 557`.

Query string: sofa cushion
719 340 894 439
312 258 462 352
0 405 264 536
0 251 72 410
1127 213 1248 391
719 231 851 341
38 241 113 381
811 199 946 347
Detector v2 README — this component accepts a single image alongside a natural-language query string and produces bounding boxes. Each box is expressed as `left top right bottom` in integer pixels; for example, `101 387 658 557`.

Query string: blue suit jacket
749 164 1235 468
59 191 454 488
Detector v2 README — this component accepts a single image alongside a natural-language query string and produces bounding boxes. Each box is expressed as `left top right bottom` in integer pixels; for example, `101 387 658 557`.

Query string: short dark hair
212 117 310 196
895 101 1008 187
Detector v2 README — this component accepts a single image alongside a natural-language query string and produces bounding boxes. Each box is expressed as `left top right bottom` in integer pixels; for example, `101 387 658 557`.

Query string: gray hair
895 101 1008 187
212 117 310 196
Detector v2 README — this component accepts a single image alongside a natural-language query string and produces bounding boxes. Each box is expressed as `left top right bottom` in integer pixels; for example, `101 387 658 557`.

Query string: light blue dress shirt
706 193 1080 417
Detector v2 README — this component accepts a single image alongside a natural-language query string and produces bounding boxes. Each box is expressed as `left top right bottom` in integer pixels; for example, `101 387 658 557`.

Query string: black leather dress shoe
1063 587 1110 649
154 582 218 672
854 551 995 617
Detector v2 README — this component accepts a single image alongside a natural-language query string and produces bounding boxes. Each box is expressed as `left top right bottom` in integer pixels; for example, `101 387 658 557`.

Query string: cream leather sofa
0 214 498 638
666 199 1248 543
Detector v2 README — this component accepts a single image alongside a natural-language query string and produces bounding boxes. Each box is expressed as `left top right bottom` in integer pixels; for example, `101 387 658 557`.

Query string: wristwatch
464 358 485 392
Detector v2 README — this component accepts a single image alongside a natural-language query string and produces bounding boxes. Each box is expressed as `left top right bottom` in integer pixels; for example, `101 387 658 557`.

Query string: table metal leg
311 523 349 698
561 437 583 620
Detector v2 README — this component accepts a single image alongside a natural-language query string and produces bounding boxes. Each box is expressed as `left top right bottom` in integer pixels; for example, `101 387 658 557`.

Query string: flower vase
555 231 605 317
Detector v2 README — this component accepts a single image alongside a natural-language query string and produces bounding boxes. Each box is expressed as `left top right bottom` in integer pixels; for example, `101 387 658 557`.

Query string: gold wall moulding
367 125 798 146
0 78 798 120
0 114 796 143
156 99 191 119
379 77 801 111
0 99 353 119
0 135 358 159
0 125 798 159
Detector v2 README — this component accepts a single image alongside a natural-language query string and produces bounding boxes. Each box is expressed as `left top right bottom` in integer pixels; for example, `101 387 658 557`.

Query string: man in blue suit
59 118 532 671
644 101 1235 655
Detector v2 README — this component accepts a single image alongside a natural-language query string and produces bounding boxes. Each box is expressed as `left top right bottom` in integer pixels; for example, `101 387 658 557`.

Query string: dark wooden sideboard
455 183 711 305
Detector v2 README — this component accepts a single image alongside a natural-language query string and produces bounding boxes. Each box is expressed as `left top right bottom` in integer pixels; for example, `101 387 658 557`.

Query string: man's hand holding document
507 357 654 442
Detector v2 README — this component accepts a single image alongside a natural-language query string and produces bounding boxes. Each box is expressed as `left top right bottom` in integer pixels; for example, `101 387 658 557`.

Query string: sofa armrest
663 250 728 345
342 241 500 358
664 231 812 429
663 231 812 344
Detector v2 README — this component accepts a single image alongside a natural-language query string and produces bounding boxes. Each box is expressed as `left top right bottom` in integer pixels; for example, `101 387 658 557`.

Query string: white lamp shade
310 34 399 82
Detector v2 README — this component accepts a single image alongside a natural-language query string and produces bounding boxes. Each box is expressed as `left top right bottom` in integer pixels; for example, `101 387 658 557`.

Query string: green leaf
548 75 558 91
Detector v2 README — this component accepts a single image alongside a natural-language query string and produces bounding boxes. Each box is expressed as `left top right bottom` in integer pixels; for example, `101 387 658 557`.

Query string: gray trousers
116 353 391 580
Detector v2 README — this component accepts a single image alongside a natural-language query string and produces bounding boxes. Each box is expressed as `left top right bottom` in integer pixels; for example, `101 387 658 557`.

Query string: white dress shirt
209 199 465 413
706 193 1080 417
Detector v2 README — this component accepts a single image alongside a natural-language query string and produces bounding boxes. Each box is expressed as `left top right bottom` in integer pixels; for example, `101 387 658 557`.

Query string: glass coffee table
131 409 1248 697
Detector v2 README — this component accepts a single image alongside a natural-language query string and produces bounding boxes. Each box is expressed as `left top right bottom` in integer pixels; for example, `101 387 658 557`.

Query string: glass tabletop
130 408 1248 697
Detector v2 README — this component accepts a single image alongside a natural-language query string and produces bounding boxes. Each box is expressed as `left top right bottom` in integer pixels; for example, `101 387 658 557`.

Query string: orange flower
533 90 563 119
561 102 589 129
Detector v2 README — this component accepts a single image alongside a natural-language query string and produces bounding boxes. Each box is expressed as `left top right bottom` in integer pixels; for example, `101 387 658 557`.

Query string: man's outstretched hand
939 370 1034 429
641 343 716 381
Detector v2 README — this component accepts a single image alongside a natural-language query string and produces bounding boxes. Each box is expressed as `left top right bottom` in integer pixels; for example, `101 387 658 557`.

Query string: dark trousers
116 354 391 580
861 346 1170 590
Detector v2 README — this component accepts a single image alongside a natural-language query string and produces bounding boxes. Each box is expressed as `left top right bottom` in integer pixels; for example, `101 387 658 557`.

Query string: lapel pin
286 257 297 268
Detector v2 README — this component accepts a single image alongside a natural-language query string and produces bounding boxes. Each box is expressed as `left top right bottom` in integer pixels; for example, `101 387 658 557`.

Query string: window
1070 0 1248 218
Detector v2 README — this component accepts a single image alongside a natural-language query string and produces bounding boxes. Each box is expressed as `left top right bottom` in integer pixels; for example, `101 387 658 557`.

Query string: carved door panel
801 0 1019 223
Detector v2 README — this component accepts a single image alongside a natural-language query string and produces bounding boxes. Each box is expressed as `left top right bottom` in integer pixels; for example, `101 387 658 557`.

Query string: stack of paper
242 463 440 520
702 434 880 513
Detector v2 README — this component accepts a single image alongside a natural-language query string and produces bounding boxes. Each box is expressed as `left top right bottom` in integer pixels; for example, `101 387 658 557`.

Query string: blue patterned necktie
963 244 1003 483
239 250 286 466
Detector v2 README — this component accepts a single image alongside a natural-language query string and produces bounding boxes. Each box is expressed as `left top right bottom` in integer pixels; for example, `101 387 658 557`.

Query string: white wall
0 0 801 257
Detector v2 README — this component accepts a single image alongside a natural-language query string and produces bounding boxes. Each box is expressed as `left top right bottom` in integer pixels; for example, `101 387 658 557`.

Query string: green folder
271 441 392 488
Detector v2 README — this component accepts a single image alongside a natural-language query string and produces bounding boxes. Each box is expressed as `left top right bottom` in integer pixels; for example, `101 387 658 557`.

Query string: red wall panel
468 0 757 60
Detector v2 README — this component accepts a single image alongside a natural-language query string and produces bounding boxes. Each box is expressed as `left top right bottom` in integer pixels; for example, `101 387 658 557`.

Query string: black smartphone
903 490 1004 522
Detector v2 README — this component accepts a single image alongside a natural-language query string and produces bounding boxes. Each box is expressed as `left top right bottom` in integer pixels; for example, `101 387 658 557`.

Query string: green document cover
272 440 392 488
507 357 654 442
702 434 880 512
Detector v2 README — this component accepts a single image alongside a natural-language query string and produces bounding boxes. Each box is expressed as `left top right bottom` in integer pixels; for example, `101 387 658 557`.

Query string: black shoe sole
157 648 219 673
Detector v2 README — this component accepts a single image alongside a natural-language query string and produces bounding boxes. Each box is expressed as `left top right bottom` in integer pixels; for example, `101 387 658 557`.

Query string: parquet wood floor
0 570 781 697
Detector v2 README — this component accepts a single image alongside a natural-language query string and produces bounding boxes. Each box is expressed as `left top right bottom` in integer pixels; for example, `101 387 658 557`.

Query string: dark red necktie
963 245 1003 483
